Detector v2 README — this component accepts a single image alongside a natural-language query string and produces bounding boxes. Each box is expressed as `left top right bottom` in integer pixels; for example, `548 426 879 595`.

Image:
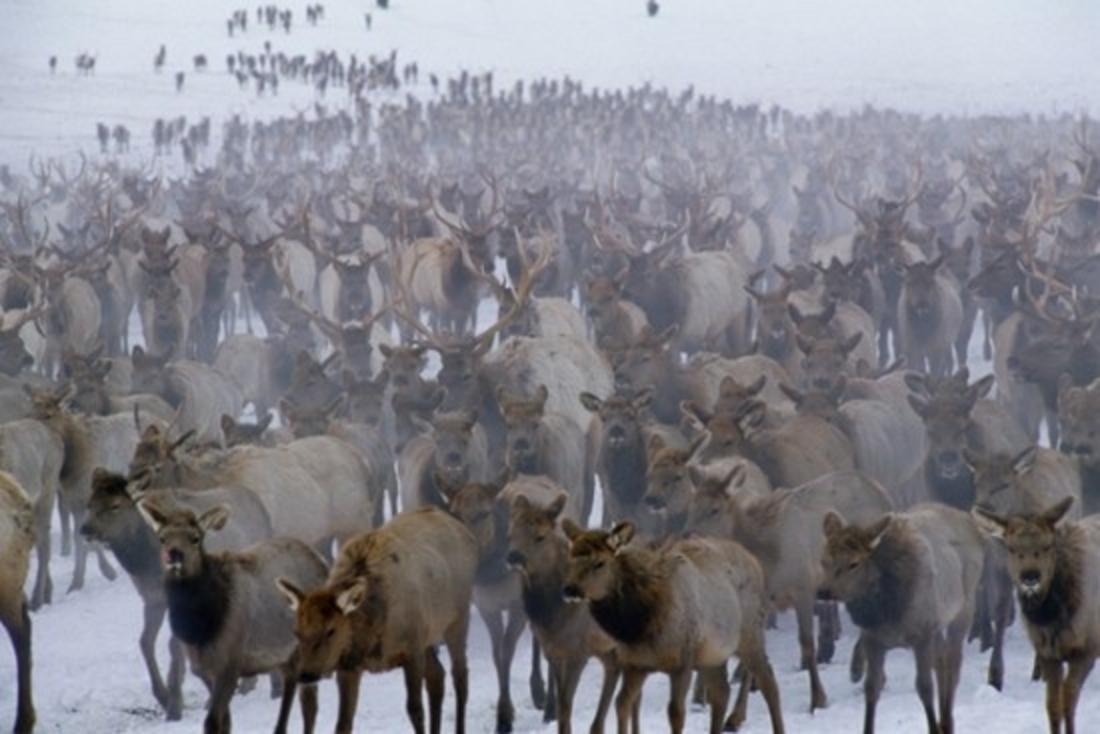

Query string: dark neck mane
587 550 663 644
845 532 918 629
164 555 232 647
1020 530 1082 629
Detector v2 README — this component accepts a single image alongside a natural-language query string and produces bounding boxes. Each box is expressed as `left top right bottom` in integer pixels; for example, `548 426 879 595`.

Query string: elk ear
632 387 654 411
546 493 567 520
1041 496 1075 527
135 498 169 532
378 344 394 358
410 414 434 435
686 432 708 460
257 413 273 432
724 463 747 491
903 372 928 395
841 332 863 355
276 577 306 612
220 414 236 434
1011 446 1039 476
198 505 230 532
745 374 767 396
822 510 846 538
534 384 549 410
971 507 1009 540
778 382 803 405
867 515 892 549
512 494 532 513
819 300 836 323
336 578 368 616
680 400 711 427
795 333 814 355
787 303 804 325
561 517 583 542
972 375 995 400
607 521 634 553
739 401 767 430
907 394 929 418
579 392 603 413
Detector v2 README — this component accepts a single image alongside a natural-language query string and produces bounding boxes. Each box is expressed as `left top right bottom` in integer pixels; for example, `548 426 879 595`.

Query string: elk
138 500 327 734
278 507 478 734
506 492 626 734
780 378 926 506
0 413 63 610
562 521 786 734
81 469 272 720
447 474 582 732
130 345 244 445
973 498 1100 734
498 385 592 524
821 504 984 734
897 256 964 376
687 469 893 711
399 408 491 511
682 396 855 490
583 268 649 353
642 436 770 536
579 387 684 531
0 471 34 734
128 423 374 554
968 446 1083 521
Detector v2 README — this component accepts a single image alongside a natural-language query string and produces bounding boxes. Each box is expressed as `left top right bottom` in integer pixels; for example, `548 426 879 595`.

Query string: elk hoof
529 679 546 710
66 579 84 594
724 708 746 731
496 700 514 732
99 560 118 582
811 690 828 712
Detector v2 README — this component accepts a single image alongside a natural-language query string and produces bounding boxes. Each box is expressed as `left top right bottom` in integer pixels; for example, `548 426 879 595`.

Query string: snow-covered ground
3 0 1100 731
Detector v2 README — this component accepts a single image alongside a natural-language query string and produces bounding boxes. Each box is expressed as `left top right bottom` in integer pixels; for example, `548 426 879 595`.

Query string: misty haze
1 1 1099 732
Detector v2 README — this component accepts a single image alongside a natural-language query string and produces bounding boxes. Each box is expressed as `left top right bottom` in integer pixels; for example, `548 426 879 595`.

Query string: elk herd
3 73 1100 734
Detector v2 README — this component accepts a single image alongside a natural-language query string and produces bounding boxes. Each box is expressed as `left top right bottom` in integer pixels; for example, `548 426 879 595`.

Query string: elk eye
593 560 605 570
535 534 546 544
326 628 336 639
846 561 860 572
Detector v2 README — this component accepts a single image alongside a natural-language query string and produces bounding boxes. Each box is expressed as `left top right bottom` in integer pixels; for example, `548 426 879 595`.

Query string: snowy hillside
2 1 1100 732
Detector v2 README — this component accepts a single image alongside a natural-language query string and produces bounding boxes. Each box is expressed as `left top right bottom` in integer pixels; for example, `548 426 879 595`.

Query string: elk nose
643 494 666 510
394 375 409 387
1060 442 1073 455
444 452 463 467
505 550 525 568
1020 569 1042 588
512 438 531 454
561 584 582 601
608 426 625 440
938 451 960 466
813 378 832 391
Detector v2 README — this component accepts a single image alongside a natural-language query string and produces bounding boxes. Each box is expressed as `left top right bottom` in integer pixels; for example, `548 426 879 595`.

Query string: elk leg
850 633 866 684
816 601 837 664
796 597 827 711
702 665 731 734
726 667 751 731
912 634 937 734
1041 658 1064 734
556 656 586 734
69 520 89 593
861 639 887 734
58 491 73 557
530 635 547 710
444 612 470 734
989 570 1013 691
1061 654 1095 734
402 654 428 734
424 646 446 734
166 635 185 719
29 495 53 609
273 660 299 734
94 542 118 581
615 668 646 734
668 667 693 732
298 678 318 734
139 601 171 713
501 607 526 726
335 670 362 734
742 621 785 734
478 607 514 732
3 597 34 734
938 618 968 734
691 671 706 706
591 654 620 734
204 666 239 734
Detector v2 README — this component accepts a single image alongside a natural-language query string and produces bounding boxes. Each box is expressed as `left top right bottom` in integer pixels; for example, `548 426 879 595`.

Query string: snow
3 0 1100 731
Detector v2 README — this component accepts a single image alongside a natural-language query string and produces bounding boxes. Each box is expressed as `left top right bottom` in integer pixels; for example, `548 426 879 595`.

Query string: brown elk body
139 501 327 734
0 471 34 733
821 504 984 734
974 499 1100 734
562 521 785 734
688 469 893 710
81 469 272 720
280 507 478 734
